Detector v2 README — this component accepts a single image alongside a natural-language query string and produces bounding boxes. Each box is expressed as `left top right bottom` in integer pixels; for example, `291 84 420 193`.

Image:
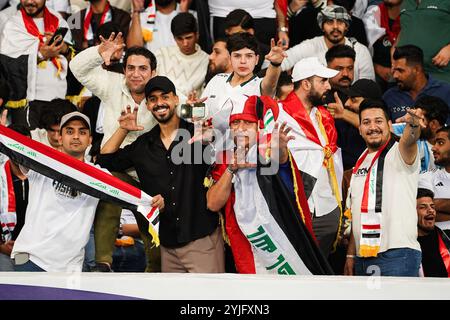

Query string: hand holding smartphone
47 27 68 46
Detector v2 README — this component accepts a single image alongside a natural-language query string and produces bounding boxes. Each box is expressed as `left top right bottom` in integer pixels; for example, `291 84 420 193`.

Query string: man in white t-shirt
345 99 424 277
281 5 374 82
0 0 73 129
419 126 450 231
127 0 190 53
11 112 98 272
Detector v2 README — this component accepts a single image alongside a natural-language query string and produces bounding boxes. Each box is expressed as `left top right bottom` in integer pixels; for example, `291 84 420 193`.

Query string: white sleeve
281 42 309 71
69 46 115 102
418 171 434 193
356 43 376 80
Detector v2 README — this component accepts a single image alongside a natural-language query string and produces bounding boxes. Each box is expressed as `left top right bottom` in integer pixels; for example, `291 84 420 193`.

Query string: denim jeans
13 259 45 272
112 240 146 272
354 248 421 277
83 226 96 272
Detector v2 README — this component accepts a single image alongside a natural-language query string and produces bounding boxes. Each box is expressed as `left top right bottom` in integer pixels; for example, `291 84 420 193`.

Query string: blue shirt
383 75 450 124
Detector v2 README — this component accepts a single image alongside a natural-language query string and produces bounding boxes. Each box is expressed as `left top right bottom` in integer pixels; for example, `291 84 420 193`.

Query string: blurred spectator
419 126 450 232
205 37 232 84
416 188 450 278
281 5 375 82
275 71 293 101
392 95 448 172
287 0 368 47
69 0 131 51
0 123 29 271
363 0 402 91
383 45 450 124
397 0 450 84
208 0 279 46
154 12 208 97
0 0 73 129
127 0 191 53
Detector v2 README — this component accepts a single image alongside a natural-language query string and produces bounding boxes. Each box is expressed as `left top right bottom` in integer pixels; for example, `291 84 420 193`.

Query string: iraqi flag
0 125 160 245
230 96 333 275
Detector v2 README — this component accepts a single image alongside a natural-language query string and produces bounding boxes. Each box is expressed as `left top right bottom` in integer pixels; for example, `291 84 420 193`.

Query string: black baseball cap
144 76 176 98
341 79 382 100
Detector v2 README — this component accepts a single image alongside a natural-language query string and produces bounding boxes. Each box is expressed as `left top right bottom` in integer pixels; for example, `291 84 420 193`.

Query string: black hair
94 21 121 44
358 99 390 122
276 72 292 98
417 188 434 200
393 45 424 68
436 126 450 140
333 0 356 12
123 46 157 71
325 44 356 63
40 99 77 130
226 32 259 55
224 9 254 32
7 124 30 137
416 95 449 126
171 12 197 37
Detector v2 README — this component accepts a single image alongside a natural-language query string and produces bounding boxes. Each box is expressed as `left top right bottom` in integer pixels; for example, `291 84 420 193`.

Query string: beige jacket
69 46 157 148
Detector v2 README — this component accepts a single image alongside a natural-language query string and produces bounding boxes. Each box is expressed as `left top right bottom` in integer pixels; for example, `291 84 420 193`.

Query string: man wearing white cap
276 56 344 258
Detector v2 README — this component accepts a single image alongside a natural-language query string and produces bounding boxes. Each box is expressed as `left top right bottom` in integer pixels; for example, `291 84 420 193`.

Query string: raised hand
118 105 144 132
396 108 427 129
228 146 257 173
98 32 125 66
270 121 295 164
265 38 287 66
326 92 345 119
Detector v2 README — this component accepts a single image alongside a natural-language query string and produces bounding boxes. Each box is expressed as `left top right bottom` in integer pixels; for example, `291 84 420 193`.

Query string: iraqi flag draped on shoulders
0 125 161 245
225 95 333 275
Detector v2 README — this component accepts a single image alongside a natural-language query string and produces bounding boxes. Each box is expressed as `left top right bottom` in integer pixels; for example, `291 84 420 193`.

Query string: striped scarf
84 1 112 44
0 125 160 246
352 138 395 257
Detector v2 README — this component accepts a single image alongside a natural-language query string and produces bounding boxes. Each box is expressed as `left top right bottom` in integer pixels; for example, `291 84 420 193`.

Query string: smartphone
180 102 206 119
47 27 68 46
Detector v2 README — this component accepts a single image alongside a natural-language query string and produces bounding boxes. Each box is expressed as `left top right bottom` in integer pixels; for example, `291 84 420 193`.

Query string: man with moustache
344 99 425 277
383 45 450 125
276 57 344 258
0 0 73 128
97 76 224 273
204 37 232 84
281 5 374 82
69 0 131 51
416 188 450 277
70 32 160 272
419 126 450 233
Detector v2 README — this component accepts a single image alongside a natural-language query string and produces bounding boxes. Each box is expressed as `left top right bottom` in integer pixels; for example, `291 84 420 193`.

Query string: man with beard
0 0 73 129
97 76 224 273
416 188 450 277
275 56 344 258
344 99 424 277
392 95 448 172
126 0 190 53
69 0 131 52
383 45 450 125
419 126 450 233
281 5 374 82
204 38 232 85
70 33 160 272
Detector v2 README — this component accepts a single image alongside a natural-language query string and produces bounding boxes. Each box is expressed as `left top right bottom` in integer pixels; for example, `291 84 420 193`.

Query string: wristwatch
278 26 289 33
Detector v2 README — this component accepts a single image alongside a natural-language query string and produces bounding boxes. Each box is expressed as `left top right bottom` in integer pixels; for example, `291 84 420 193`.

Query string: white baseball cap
291 57 339 82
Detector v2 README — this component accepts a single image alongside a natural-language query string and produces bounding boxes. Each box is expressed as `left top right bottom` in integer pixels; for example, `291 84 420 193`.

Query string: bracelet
270 61 282 67
226 166 236 175
346 255 355 259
